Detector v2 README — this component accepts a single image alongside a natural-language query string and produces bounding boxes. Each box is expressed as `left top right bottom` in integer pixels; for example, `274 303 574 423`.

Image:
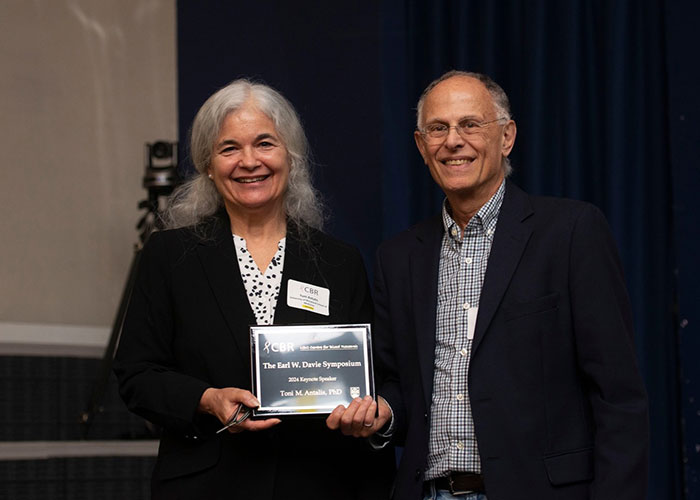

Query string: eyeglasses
419 117 507 142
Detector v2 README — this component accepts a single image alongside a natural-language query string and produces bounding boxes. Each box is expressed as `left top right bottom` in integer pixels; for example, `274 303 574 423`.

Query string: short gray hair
164 79 324 231
416 70 514 175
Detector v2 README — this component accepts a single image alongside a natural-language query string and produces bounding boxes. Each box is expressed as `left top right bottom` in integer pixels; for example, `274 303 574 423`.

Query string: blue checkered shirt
425 180 505 480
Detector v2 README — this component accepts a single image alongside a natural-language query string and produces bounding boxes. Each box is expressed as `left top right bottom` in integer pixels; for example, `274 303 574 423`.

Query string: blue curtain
380 1 680 498
177 1 693 497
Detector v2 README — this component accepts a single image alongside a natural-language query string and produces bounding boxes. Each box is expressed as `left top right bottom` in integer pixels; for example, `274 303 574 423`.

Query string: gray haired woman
114 79 394 499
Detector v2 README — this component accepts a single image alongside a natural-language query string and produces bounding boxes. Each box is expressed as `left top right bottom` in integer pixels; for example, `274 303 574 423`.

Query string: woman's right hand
198 387 281 433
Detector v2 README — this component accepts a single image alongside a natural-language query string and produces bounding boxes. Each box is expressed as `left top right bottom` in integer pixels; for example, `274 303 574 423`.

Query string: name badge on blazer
286 279 330 316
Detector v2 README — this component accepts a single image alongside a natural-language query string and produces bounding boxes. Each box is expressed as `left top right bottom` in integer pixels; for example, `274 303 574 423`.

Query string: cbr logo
263 341 295 354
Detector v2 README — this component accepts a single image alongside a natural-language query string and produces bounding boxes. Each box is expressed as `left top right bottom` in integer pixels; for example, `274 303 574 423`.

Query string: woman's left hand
326 395 391 438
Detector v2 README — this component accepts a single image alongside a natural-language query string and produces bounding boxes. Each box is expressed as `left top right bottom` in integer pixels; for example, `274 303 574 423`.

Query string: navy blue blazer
373 181 648 500
114 213 394 500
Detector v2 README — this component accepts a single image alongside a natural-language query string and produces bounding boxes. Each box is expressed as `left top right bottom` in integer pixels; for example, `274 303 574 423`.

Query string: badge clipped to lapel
286 279 330 316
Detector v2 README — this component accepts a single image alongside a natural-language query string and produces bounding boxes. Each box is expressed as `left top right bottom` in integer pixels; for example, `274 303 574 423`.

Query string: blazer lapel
273 228 322 325
409 216 443 410
472 181 534 354
196 214 255 361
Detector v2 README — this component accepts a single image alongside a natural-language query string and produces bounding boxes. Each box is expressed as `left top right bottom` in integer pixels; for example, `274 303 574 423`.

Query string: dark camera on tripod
150 141 173 160
82 139 180 438
143 141 179 193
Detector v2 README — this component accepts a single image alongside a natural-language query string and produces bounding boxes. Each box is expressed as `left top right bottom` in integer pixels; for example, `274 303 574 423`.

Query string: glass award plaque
250 324 374 417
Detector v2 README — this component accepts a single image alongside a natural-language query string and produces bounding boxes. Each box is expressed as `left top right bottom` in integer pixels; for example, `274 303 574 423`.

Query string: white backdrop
0 0 176 350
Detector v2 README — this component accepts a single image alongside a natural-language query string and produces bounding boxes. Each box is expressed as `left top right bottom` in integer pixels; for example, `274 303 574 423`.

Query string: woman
114 79 394 499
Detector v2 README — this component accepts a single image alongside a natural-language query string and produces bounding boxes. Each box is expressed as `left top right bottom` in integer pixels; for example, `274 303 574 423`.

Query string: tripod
81 141 179 437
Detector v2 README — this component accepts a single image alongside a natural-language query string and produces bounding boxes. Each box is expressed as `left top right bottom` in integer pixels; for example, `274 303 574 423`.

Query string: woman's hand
326 395 391 438
198 387 281 433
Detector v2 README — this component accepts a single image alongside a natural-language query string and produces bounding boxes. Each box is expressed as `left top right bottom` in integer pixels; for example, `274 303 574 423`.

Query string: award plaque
250 324 374 417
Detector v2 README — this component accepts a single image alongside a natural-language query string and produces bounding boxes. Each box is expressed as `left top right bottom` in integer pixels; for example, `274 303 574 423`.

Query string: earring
208 173 213 179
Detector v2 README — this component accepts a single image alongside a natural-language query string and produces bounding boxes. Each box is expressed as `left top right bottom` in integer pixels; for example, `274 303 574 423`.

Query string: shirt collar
441 180 506 243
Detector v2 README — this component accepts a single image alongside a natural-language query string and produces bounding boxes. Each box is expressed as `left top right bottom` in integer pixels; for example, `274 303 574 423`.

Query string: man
327 71 648 500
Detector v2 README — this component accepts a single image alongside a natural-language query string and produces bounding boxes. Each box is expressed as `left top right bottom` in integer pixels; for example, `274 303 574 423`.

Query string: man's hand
326 395 391 438
198 387 281 433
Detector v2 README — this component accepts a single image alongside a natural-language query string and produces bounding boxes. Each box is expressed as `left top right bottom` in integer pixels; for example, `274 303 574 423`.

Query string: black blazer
373 181 648 500
114 213 394 500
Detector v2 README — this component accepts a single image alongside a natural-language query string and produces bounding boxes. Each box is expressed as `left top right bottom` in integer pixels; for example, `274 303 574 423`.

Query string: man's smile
442 157 474 166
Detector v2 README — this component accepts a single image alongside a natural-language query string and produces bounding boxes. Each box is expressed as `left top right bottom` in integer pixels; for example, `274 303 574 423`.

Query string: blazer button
424 413 428 422
415 469 422 481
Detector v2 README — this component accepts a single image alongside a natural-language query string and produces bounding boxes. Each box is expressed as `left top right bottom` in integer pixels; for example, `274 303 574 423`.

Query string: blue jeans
423 481 488 500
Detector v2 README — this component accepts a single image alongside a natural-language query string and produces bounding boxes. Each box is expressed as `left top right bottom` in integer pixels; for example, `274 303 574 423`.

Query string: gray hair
163 79 324 231
416 70 514 175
